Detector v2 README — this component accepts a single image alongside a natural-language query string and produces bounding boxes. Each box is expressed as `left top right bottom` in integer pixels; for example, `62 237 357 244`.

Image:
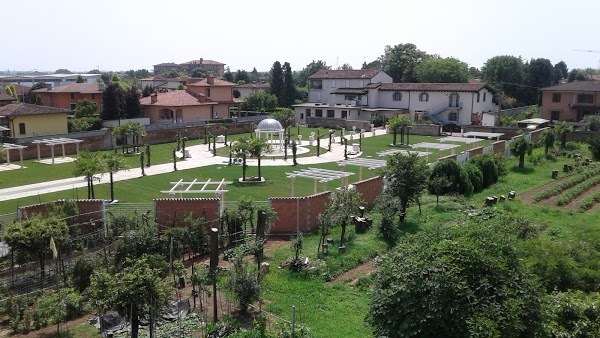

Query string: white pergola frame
336 158 387 181
462 131 504 141
160 178 233 215
410 142 460 155
286 167 354 196
377 149 431 158
438 136 484 150
31 137 83 164
1 143 27 168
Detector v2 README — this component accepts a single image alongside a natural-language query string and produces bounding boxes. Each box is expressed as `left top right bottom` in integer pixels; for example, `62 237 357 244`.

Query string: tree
103 153 128 201
568 69 587 82
468 66 481 78
76 75 85 83
73 151 104 199
73 99 98 118
271 108 295 128
317 188 362 254
240 92 278 112
250 67 259 83
227 248 261 313
554 121 573 149
3 215 69 278
415 57 469 83
468 154 499 188
388 116 402 145
55 69 71 74
280 62 295 107
538 128 556 156
124 86 142 118
234 69 250 84
524 58 554 104
429 175 450 205
481 55 525 101
582 114 600 131
31 82 49 91
161 69 181 78
190 67 207 78
233 138 250 181
368 222 543 337
270 61 284 100
588 136 600 160
142 85 154 97
223 67 234 82
388 115 413 145
294 60 330 87
381 153 429 223
247 138 268 180
381 43 429 82
428 159 473 196
4 84 17 99
101 83 126 120
553 61 569 84
128 122 146 152
510 134 533 168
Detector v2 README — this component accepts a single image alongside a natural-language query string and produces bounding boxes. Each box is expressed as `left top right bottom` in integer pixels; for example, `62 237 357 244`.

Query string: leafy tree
271 108 294 128
234 69 250 84
233 138 250 181
388 115 414 146
462 163 483 193
381 43 429 82
101 83 126 120
124 86 142 118
246 138 268 180
73 151 104 199
468 66 481 78
510 134 533 168
568 69 587 82
227 248 261 313
554 121 573 149
468 153 499 188
232 89 241 98
240 91 278 112
31 82 49 91
4 84 17 99
481 55 525 101
87 69 101 74
76 75 85 83
429 174 450 205
3 215 69 277
142 85 154 97
415 57 469 83
587 136 600 160
523 58 555 104
103 153 128 201
317 188 363 254
223 66 234 82
250 67 259 83
270 61 284 100
538 128 556 156
380 153 429 223
368 222 544 337
388 116 403 146
582 114 600 131
294 60 330 87
161 69 181 78
55 69 71 74
280 62 295 107
73 99 97 118
544 291 600 337
190 67 207 78
375 191 401 247
428 159 473 196
71 255 95 292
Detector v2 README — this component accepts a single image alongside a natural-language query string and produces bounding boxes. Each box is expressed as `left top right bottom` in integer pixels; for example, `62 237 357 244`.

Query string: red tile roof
308 69 381 80
541 81 600 92
139 90 217 107
1 83 30 96
378 83 495 93
330 88 368 95
0 93 17 101
181 59 225 65
32 83 103 94
234 83 269 89
186 78 236 87
0 103 71 116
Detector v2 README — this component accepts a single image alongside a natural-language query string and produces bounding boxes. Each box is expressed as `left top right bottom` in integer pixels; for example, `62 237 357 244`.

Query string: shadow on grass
511 166 535 174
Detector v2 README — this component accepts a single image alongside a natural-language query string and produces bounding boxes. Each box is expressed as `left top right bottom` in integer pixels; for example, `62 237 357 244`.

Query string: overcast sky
3 0 600 73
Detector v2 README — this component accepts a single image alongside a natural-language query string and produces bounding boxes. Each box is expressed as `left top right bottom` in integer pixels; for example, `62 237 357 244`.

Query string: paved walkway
0 129 389 202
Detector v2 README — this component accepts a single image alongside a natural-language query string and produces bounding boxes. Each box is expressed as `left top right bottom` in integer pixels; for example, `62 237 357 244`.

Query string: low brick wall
467 147 484 157
142 121 254 145
269 191 331 234
529 127 549 143
411 124 441 136
306 117 372 132
492 141 506 154
568 131 599 143
154 198 220 230
353 176 383 206
18 199 106 234
437 154 457 162
9 131 109 161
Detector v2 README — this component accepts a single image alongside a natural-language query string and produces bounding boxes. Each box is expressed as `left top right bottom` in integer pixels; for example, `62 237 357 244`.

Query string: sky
2 0 600 74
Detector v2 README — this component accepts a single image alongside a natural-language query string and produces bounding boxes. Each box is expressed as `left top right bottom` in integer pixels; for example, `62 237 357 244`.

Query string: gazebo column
36 143 41 161
50 145 55 164
75 142 80 156
61 143 66 159
19 148 24 169
6 149 10 165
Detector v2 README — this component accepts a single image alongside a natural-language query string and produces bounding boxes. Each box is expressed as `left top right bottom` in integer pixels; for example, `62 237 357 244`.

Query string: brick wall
529 127 549 143
269 191 331 234
17 199 105 234
411 124 441 136
492 141 506 154
437 154 457 162
353 176 383 206
11 131 108 161
142 121 254 145
307 117 372 131
467 147 484 157
154 198 221 230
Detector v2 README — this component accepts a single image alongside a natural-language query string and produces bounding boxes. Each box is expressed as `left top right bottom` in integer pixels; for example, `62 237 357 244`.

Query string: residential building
540 81 600 122
0 103 70 138
33 83 104 111
140 75 236 124
0 84 30 102
0 93 17 106
233 82 270 99
153 58 226 77
139 76 203 92
294 70 498 128
0 73 101 88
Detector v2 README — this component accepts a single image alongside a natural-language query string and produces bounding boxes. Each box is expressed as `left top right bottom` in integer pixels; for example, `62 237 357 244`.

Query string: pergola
286 167 354 196
410 142 460 155
0 143 27 169
31 137 83 164
160 178 233 215
377 149 431 158
438 136 484 150
336 158 387 181
462 131 504 141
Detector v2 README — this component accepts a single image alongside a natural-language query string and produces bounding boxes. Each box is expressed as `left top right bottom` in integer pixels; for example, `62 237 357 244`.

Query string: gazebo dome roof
256 118 283 131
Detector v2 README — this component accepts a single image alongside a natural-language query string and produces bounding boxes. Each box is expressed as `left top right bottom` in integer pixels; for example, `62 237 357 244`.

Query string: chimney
207 74 215 85
150 93 157 104
200 58 203 65
198 94 206 103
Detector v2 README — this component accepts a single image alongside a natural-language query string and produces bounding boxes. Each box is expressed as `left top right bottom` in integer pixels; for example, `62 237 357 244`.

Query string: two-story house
293 70 498 128
33 83 104 111
540 81 600 122
139 75 236 124
233 82 270 99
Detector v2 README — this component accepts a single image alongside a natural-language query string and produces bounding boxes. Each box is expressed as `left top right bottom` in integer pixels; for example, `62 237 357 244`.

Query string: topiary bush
468 154 499 188
429 159 473 196
462 163 484 193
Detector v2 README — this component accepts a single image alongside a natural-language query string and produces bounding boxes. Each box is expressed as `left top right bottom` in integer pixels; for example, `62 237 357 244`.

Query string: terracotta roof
153 62 179 67
139 90 218 107
0 93 17 101
0 103 71 117
541 81 600 92
330 88 368 95
308 69 381 80
32 83 103 94
0 83 30 95
186 78 236 87
181 59 225 65
378 83 495 93
234 83 269 89
140 76 203 82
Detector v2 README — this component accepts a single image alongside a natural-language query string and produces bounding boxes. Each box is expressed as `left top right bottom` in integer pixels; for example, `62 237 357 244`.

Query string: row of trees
101 74 143 120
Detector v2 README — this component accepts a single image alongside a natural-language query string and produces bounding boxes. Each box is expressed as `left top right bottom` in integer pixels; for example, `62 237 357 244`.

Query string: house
0 103 70 138
139 76 203 92
153 58 226 77
233 82 270 99
540 81 600 122
140 75 236 124
33 83 104 111
293 69 498 129
0 83 30 102
0 73 101 88
0 93 17 106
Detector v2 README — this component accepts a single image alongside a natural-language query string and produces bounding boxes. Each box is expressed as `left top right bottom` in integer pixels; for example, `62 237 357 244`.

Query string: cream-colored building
0 103 69 138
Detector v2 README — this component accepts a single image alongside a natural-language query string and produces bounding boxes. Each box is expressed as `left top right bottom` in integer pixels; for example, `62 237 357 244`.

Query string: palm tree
397 115 414 145
103 153 129 201
510 135 533 168
233 138 250 181
554 121 573 150
388 116 402 146
113 124 129 153
247 138 268 180
538 129 556 156
73 151 104 199
129 122 147 153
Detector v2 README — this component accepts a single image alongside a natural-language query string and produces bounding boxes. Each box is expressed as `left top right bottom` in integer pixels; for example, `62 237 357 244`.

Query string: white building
0 74 101 87
294 70 499 128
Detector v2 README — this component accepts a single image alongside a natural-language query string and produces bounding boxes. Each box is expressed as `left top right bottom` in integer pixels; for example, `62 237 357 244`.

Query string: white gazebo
0 143 27 169
255 118 285 151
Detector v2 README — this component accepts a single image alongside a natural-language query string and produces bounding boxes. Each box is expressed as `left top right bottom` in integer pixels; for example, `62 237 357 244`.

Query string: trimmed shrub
429 159 473 196
588 136 600 160
468 154 499 188
463 163 484 193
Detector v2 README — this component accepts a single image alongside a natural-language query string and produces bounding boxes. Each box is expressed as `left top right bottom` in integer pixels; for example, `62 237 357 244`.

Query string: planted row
579 190 600 211
533 166 600 202
556 175 600 206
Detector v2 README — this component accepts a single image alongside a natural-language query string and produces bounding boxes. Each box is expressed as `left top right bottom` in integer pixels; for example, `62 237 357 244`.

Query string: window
300 113 304 119
305 109 311 117
315 109 323 117
345 80 350 87
393 92 402 101
327 109 335 118
331 80 336 88
551 111 560 121
577 94 593 104
345 95 356 101
19 123 26 135
449 93 459 107
70 103 77 110
69 93 75 100
477 92 480 102
483 93 487 101
341 111 347 119
206 88 211 97
419 92 429 101
310 80 322 89
448 112 458 121
552 93 561 102
91 93 96 99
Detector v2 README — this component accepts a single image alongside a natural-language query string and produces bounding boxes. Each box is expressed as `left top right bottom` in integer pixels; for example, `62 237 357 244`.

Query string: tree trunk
407 130 410 145
340 219 347 248
110 171 115 201
399 200 408 223
392 130 397 145
87 176 92 199
91 179 95 199
131 305 139 338
257 155 261 180
519 154 525 168
39 255 45 278
400 127 404 145
242 154 247 181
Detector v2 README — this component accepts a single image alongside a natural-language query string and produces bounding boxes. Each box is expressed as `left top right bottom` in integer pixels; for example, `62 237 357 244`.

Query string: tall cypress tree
101 83 126 120
270 61 284 102
281 62 295 107
124 86 142 118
